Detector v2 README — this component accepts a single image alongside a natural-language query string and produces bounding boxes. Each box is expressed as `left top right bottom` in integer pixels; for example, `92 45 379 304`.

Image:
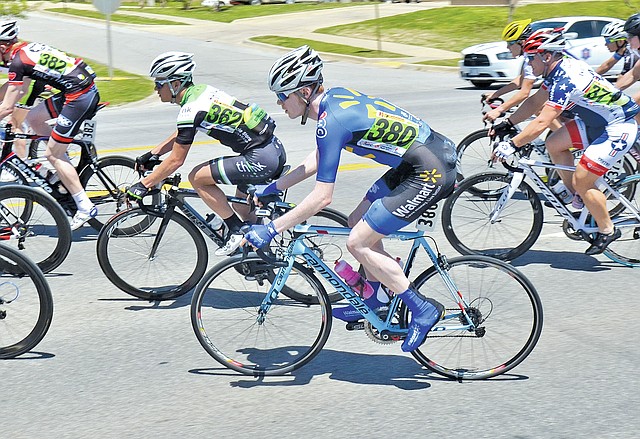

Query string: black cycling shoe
585 228 622 255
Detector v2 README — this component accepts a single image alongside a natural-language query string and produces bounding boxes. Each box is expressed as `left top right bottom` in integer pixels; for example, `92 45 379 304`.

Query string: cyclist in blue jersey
492 29 639 255
243 46 457 353
595 22 637 80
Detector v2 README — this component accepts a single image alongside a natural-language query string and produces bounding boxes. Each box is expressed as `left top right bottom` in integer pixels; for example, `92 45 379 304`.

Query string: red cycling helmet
522 28 566 54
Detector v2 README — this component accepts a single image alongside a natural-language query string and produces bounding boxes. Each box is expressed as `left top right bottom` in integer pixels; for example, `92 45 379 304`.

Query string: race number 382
415 202 440 232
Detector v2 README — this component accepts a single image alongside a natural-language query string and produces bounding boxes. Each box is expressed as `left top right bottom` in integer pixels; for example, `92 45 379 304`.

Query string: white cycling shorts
566 118 638 176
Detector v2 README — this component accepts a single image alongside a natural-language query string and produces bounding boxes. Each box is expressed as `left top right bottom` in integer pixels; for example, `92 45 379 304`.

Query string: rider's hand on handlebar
241 222 278 250
135 151 161 173
126 181 149 202
489 118 517 140
492 140 516 163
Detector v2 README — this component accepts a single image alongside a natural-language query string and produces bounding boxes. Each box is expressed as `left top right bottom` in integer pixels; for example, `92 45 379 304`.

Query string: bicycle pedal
345 321 365 331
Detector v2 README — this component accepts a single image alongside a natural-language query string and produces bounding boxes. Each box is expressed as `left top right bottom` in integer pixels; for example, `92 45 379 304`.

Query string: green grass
87 60 153 105
316 0 640 53
49 1 370 24
251 35 404 58
46 7 184 24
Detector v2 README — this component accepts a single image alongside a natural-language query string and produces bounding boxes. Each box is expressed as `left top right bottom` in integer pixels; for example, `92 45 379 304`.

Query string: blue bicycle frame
261 225 476 335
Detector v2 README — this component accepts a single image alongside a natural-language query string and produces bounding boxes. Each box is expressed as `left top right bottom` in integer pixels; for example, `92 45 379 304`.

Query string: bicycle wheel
0 244 54 359
191 254 332 376
442 171 544 261
0 162 28 187
96 208 208 300
455 129 494 183
276 207 349 304
405 255 543 380
604 174 640 267
79 155 140 232
0 185 72 273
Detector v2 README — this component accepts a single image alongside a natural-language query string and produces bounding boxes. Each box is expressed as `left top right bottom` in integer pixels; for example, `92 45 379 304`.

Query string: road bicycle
96 173 349 301
455 99 637 187
0 244 54 359
0 184 72 273
190 224 543 380
442 144 640 266
0 104 141 232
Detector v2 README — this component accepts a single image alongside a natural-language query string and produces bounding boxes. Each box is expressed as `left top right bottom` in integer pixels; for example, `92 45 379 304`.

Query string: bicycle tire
276 207 349 304
455 129 493 184
0 244 54 359
405 255 543 380
442 171 543 261
191 254 332 376
96 207 208 300
603 174 640 267
0 161 29 188
79 155 149 232
0 185 72 273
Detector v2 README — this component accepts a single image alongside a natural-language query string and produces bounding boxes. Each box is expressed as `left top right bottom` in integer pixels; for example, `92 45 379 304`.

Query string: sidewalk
36 1 460 68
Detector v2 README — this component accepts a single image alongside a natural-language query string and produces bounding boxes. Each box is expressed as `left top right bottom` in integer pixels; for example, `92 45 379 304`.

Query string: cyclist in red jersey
0 20 100 230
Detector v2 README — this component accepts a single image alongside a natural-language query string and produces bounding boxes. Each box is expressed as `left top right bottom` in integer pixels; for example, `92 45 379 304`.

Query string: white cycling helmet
0 20 19 42
601 21 627 42
268 45 323 93
149 51 195 81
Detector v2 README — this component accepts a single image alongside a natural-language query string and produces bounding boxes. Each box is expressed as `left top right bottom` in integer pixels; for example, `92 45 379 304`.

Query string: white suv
459 16 625 88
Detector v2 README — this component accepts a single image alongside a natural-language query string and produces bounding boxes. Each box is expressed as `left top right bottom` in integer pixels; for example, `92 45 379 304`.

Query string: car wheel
470 80 494 88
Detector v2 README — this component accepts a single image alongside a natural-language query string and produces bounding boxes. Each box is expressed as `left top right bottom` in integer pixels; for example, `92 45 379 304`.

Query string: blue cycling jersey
315 87 432 183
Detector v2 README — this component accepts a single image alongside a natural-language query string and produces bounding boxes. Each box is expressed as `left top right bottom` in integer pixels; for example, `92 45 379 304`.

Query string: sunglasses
507 40 520 46
525 54 537 62
154 79 170 90
276 91 291 102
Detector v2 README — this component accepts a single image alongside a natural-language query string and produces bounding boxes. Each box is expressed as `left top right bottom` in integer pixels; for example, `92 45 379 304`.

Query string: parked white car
459 16 625 88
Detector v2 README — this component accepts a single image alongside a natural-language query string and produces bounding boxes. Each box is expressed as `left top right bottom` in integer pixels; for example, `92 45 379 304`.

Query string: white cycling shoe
214 232 244 256
70 206 98 231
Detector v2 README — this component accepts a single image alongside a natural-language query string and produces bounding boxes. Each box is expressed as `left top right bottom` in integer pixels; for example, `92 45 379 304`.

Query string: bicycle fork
490 172 525 223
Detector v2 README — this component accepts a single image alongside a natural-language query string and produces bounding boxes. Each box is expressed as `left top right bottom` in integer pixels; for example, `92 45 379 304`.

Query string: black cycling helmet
624 13 640 37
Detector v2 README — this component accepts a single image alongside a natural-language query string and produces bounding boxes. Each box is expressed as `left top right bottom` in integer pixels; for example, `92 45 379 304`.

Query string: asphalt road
2 11 639 439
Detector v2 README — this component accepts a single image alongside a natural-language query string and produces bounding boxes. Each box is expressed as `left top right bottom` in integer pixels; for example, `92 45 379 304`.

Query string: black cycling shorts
364 131 457 232
208 136 286 193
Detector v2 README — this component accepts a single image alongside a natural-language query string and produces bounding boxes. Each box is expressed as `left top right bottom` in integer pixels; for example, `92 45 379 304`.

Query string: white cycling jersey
542 57 639 127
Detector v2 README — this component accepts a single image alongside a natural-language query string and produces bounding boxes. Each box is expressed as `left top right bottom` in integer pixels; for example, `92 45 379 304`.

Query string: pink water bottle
334 260 374 299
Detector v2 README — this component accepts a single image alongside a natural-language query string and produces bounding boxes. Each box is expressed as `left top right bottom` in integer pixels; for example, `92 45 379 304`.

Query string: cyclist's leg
576 120 637 253
546 120 580 193
45 87 99 229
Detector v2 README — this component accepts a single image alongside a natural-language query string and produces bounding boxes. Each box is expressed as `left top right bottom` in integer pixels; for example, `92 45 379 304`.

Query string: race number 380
415 202 440 232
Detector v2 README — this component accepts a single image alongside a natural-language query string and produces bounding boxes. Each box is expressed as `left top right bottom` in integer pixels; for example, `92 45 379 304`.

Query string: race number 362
415 202 440 232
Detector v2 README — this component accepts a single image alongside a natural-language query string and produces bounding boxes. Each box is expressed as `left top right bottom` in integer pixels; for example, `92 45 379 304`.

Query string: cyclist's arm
505 86 549 126
271 180 334 234
596 52 622 75
484 80 518 102
615 59 640 91
484 77 535 122
0 83 24 120
511 104 562 147
140 140 190 187
272 149 319 190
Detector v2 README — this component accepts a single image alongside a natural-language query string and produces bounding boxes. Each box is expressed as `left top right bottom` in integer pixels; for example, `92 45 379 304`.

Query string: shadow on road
189 349 530 389
510 250 611 272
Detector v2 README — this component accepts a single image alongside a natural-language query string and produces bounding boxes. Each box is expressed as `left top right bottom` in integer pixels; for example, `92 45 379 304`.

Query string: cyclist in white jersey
126 52 286 256
492 29 639 255
596 21 637 79
483 19 538 122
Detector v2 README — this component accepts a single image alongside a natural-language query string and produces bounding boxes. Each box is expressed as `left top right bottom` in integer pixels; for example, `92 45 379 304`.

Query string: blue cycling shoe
400 290 445 352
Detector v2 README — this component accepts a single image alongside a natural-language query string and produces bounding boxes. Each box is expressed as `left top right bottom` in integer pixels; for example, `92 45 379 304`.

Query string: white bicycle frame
490 156 640 235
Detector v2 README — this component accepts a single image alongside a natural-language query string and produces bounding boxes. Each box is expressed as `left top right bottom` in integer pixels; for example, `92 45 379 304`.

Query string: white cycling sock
72 191 94 213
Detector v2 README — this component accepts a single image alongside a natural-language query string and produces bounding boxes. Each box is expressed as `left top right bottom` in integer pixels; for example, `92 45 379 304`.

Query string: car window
566 21 596 38
593 20 613 35
531 21 567 32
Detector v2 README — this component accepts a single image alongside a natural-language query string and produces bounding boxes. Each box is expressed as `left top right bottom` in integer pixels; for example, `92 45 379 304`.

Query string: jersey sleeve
315 108 353 184
7 54 26 86
175 103 199 145
544 75 576 111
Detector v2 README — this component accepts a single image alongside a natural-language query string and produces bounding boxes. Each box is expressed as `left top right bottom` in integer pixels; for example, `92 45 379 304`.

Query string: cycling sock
72 190 94 213
223 213 244 233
